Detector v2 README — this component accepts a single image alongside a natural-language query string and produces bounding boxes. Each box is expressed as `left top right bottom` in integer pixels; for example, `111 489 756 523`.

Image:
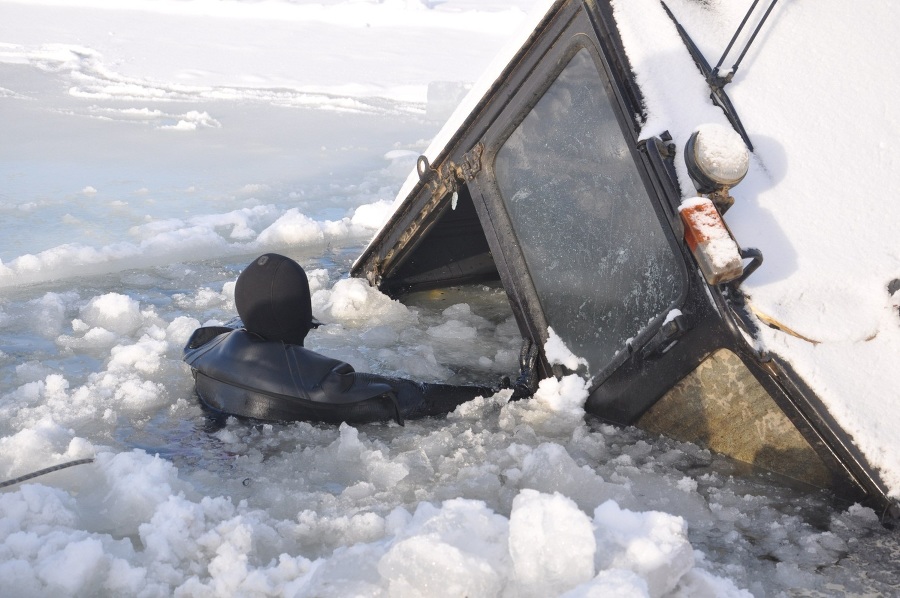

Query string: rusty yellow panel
638 349 833 488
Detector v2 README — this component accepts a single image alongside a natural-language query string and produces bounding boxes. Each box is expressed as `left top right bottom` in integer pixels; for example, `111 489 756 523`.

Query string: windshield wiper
661 0 780 151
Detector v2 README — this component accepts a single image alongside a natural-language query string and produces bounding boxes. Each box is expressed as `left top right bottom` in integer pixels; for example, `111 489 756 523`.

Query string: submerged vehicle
352 0 900 519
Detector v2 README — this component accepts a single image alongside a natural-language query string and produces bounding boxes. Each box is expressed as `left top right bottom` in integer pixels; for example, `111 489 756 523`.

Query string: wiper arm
661 0 780 152
713 0 781 86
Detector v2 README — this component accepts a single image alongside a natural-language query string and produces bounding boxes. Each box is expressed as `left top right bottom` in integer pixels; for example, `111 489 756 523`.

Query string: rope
0 458 95 489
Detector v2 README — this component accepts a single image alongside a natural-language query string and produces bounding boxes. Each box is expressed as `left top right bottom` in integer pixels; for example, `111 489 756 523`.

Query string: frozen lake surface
1 1 898 596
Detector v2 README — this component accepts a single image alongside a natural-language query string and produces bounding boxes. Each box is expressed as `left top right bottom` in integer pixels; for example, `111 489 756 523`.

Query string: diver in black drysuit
183 253 537 425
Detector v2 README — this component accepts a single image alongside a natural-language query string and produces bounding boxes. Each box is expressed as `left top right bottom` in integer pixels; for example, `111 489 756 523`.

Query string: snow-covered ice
1 0 898 596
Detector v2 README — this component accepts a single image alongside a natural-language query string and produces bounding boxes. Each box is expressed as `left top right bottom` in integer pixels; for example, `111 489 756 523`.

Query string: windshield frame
473 32 689 385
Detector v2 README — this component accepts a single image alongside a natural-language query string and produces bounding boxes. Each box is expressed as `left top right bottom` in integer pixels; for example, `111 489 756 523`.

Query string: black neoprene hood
234 253 315 345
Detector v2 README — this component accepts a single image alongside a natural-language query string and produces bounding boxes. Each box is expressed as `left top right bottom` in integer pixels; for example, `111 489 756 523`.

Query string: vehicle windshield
494 47 684 372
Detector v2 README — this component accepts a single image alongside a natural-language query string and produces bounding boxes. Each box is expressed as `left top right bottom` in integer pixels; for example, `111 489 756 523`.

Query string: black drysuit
183 253 493 424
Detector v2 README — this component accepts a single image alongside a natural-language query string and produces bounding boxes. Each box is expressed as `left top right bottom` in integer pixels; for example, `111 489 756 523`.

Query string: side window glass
494 48 684 371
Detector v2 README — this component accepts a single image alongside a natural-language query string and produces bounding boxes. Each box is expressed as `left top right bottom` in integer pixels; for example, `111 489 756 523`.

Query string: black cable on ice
0 458 95 489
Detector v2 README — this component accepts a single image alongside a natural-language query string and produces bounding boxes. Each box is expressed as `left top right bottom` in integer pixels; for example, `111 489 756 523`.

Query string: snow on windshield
0 1 897 596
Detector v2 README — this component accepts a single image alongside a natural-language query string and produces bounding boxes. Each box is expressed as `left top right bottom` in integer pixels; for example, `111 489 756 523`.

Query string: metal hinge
416 142 484 200
372 143 485 284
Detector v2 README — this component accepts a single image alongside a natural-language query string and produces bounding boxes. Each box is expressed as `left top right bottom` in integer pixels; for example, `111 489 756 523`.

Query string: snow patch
545 326 589 371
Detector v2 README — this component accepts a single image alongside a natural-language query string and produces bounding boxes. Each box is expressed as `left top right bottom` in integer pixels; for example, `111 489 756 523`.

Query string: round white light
690 123 750 187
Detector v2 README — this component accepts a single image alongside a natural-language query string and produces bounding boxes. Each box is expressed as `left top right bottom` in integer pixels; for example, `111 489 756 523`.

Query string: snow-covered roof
384 0 900 498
